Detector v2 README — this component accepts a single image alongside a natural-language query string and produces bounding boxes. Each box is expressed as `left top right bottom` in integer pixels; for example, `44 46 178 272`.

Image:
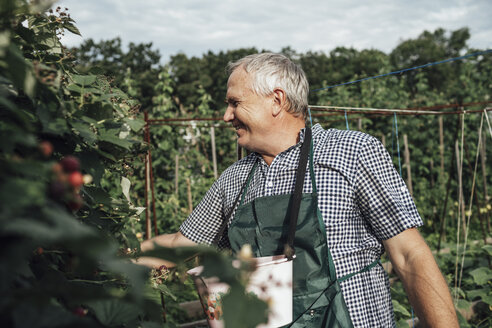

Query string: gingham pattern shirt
180 124 423 327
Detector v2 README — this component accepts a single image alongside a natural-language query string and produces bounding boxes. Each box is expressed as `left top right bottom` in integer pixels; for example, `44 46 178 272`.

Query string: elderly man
141 53 458 327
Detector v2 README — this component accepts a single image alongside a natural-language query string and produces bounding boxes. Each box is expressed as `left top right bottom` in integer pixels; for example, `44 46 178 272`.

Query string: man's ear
272 88 287 117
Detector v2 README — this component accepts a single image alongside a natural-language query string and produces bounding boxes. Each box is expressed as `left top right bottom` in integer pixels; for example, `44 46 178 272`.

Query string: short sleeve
355 137 423 241
179 180 225 245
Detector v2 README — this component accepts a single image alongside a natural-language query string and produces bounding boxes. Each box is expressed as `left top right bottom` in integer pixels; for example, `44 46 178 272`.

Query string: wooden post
186 178 193 213
437 118 460 251
455 140 467 237
463 139 488 245
439 116 445 179
175 154 179 194
211 127 218 179
381 134 386 147
149 148 158 237
403 134 413 196
144 153 151 240
357 118 362 131
430 158 435 189
480 131 490 233
144 111 151 240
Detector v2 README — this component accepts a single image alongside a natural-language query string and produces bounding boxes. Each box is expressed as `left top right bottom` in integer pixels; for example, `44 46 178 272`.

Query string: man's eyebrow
225 96 239 103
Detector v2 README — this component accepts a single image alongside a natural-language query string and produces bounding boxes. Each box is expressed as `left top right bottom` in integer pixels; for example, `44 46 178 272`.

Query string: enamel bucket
188 255 293 328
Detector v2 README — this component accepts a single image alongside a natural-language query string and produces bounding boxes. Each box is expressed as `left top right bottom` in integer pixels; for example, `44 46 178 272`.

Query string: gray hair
227 53 309 118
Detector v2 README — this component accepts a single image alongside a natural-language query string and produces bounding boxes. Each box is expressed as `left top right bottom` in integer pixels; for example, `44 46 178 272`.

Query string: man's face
224 68 273 153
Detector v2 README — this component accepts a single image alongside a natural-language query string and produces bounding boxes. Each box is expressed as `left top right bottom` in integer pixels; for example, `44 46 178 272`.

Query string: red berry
52 162 63 174
73 307 88 317
67 194 83 211
68 172 84 188
60 156 80 172
39 141 53 157
49 181 67 199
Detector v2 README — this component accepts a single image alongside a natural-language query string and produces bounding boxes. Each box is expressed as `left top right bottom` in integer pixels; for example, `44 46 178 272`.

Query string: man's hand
383 228 459 327
136 232 197 268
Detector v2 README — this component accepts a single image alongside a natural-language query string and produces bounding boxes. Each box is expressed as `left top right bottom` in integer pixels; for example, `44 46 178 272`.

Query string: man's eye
226 100 239 107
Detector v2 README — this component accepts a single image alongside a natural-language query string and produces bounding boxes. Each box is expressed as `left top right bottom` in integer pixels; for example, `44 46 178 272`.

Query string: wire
309 101 492 114
485 107 492 138
310 108 492 118
145 101 492 125
311 49 492 92
458 112 484 294
312 106 443 115
394 113 402 176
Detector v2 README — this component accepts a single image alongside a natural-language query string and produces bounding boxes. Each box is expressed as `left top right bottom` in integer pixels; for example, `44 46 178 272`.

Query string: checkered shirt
180 123 423 327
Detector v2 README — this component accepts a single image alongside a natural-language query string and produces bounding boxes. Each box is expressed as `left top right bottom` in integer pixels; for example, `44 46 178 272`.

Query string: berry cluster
150 265 170 286
49 156 89 211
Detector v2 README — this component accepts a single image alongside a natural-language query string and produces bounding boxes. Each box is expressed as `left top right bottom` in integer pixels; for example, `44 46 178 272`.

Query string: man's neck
260 119 306 165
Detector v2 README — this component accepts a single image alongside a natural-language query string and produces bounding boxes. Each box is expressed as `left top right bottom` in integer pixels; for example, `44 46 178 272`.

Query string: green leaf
0 178 45 210
87 299 141 326
37 32 62 54
36 103 69 135
99 132 133 150
121 177 131 202
481 294 492 306
79 150 105 185
101 260 150 301
154 283 178 301
83 186 112 207
482 245 492 256
143 245 212 263
396 319 410 328
456 311 472 328
466 287 490 301
72 121 97 144
63 22 81 36
66 83 82 93
222 285 269 328
94 148 117 162
28 0 58 13
124 118 145 132
11 303 88 328
392 299 411 317
469 267 492 285
85 102 113 120
456 299 472 309
5 42 35 98
72 74 97 86
140 322 164 328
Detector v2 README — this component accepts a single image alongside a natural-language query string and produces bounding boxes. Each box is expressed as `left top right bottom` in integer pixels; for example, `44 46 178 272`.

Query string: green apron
226 128 378 327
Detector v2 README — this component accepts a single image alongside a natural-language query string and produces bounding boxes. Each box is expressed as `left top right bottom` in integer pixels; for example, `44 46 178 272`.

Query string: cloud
57 0 492 60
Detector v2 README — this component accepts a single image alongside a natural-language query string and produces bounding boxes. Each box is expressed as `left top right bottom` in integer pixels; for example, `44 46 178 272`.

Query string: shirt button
267 181 273 188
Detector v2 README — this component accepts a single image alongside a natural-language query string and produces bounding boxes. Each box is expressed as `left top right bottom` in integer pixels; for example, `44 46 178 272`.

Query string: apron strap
239 161 258 207
284 127 312 260
309 133 317 194
337 259 381 283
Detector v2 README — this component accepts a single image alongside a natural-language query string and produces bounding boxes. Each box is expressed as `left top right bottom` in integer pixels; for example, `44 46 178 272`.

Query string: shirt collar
252 124 324 168
299 123 323 144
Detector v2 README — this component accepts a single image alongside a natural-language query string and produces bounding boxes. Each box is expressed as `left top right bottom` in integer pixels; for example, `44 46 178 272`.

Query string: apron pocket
287 281 353 328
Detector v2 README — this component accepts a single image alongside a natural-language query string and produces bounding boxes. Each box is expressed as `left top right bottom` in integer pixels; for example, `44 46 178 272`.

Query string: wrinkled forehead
227 66 254 92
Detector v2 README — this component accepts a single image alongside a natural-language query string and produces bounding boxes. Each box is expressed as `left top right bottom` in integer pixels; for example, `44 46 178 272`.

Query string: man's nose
223 106 234 122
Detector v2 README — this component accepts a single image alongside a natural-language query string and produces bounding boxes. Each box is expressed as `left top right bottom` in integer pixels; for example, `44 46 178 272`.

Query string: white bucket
188 254 293 328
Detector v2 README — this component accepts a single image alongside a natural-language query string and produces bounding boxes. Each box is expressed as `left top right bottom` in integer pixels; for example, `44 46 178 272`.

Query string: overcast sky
56 0 492 62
